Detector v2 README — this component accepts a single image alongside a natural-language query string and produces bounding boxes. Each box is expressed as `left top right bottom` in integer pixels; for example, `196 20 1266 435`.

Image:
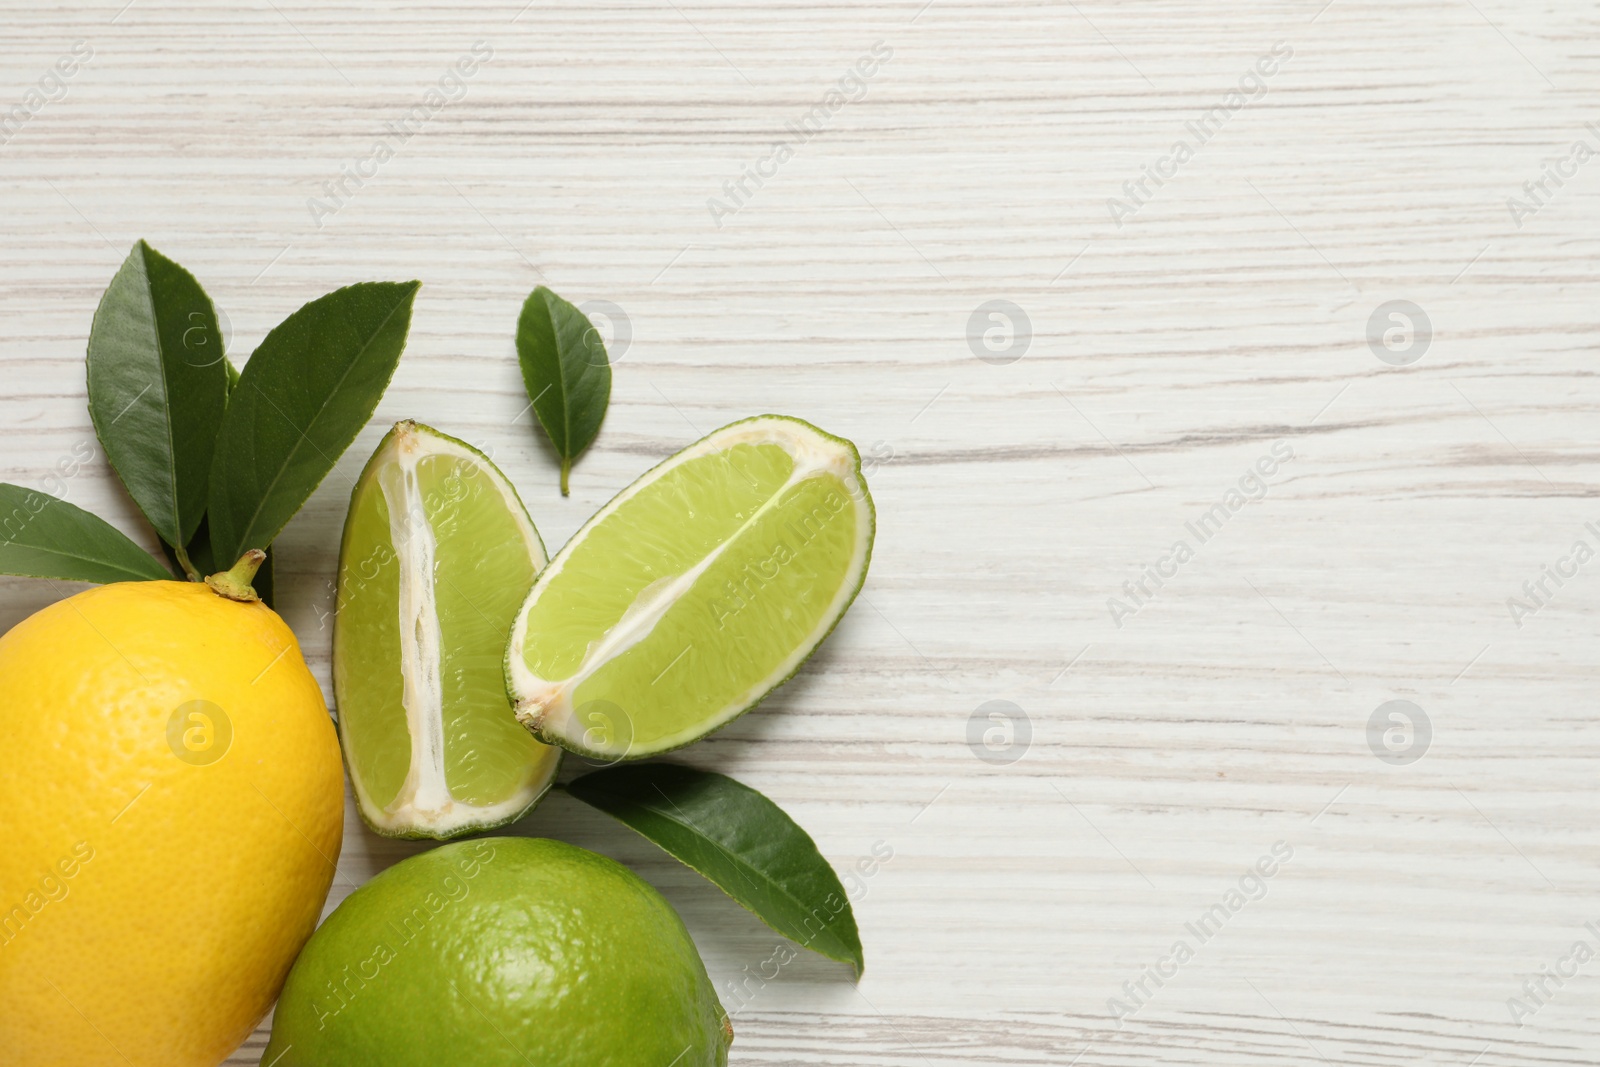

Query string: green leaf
207 280 420 567
86 241 229 569
0 484 172 583
566 763 864 974
514 287 611 495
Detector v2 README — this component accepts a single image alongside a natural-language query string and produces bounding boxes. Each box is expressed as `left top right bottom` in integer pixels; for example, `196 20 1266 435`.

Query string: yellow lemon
0 572 344 1066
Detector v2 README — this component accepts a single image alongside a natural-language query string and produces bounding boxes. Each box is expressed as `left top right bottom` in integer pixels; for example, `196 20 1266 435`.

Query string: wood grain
3 0 1599 1063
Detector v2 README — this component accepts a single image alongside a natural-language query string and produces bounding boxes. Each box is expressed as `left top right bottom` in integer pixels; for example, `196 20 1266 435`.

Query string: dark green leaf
0 484 172 583
207 281 420 567
567 763 864 973
86 241 228 565
514 287 611 495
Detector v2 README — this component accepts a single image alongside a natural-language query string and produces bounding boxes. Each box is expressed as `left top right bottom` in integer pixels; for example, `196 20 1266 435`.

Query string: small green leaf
0 484 172 583
86 241 228 570
514 287 611 495
207 281 420 567
566 763 864 974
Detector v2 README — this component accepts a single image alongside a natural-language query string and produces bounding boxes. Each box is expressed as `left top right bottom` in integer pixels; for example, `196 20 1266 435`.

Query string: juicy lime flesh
336 423 555 835
522 443 795 678
337 468 408 810
419 454 546 807
518 442 860 750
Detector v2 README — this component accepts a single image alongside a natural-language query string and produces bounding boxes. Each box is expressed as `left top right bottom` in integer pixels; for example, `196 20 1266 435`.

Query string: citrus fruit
506 415 874 760
0 562 343 1067
264 836 733 1066
336 420 560 838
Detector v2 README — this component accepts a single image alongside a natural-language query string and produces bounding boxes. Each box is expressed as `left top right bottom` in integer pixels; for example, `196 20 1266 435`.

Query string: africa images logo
0 40 94 148
706 41 893 228
1106 441 1295 628
307 42 493 227
1106 41 1293 227
1107 842 1293 1028
309 840 497 1030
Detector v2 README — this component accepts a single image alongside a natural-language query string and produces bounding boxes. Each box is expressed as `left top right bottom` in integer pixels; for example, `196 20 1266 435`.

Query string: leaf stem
560 457 571 497
172 540 201 582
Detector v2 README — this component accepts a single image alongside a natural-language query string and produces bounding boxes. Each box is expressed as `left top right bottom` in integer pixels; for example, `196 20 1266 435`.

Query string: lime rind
505 414 875 760
335 420 561 839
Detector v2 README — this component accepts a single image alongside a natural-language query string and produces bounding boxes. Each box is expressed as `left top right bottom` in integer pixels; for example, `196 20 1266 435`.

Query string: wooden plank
4 0 1599 1062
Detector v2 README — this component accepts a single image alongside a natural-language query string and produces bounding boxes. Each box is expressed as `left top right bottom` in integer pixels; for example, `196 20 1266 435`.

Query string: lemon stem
205 550 266 603
560 458 571 497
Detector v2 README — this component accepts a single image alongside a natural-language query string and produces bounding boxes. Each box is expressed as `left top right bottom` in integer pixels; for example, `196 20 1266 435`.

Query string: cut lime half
506 415 874 760
336 420 560 838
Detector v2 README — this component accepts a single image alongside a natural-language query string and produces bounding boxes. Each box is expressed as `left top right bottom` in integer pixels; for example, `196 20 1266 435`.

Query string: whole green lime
264 837 732 1066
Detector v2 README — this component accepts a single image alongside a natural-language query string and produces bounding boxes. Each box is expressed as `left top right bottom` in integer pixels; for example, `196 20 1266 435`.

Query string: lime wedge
506 415 875 760
336 420 560 838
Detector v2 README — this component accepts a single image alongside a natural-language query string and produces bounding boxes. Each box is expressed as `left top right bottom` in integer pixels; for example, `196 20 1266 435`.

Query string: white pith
506 416 873 759
343 422 557 836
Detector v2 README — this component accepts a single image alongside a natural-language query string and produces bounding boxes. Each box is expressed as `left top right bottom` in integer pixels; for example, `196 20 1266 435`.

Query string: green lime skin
264 838 731 1066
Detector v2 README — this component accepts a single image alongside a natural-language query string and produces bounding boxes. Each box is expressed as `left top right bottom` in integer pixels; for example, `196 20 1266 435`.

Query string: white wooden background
3 1 1599 1063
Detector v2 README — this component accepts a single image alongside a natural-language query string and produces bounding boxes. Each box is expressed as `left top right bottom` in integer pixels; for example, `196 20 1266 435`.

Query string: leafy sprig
0 240 419 597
